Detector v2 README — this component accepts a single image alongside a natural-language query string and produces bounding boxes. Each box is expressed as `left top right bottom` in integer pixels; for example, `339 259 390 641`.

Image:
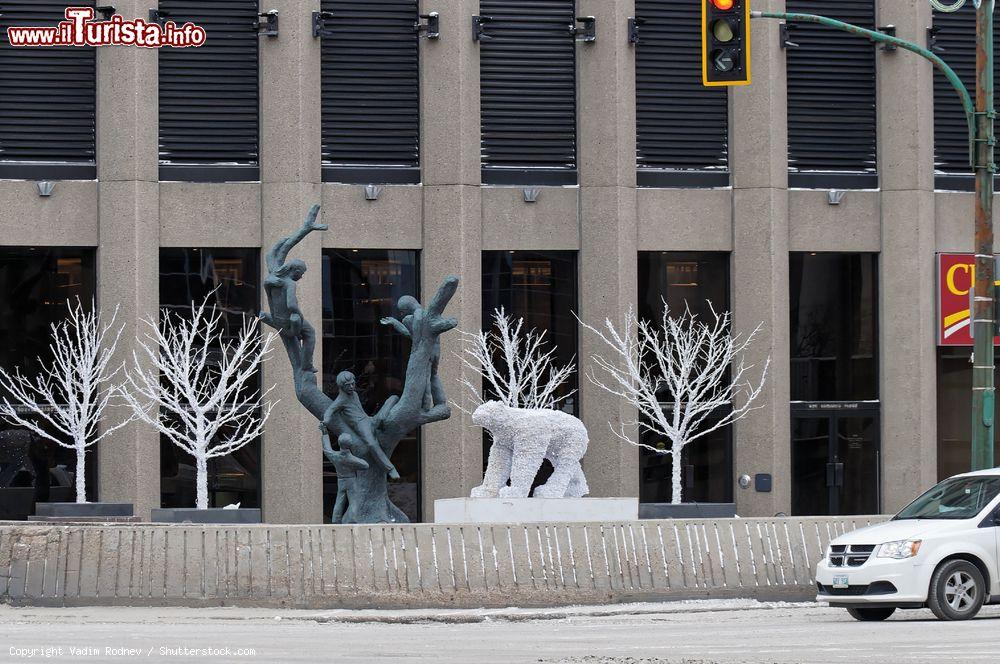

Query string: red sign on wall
938 253 1000 346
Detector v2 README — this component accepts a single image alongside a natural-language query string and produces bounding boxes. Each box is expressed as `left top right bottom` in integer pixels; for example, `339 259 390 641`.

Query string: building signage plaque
937 252 1000 346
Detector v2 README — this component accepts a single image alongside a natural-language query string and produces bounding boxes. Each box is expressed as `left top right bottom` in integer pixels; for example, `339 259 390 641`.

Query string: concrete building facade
0 0 988 522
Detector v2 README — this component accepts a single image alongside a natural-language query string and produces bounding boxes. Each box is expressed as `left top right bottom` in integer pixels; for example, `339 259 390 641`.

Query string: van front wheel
927 559 986 621
845 607 896 621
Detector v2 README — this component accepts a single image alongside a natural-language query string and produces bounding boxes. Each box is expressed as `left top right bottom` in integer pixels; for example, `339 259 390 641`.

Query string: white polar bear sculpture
471 400 589 499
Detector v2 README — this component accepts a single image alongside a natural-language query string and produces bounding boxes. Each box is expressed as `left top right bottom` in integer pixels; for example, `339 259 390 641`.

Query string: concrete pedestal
33 502 134 518
433 497 638 524
638 503 737 519
150 508 262 524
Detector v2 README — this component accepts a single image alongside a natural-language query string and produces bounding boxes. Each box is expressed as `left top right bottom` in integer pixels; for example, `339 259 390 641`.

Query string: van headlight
877 540 922 559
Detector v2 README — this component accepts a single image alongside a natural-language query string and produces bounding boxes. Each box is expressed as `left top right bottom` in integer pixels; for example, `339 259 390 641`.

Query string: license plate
832 575 849 589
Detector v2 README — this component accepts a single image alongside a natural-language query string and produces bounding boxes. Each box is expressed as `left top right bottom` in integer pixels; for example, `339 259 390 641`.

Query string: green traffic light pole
750 6 996 471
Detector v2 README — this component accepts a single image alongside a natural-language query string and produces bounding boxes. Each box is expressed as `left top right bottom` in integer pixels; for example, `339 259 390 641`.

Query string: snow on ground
2 601 1000 663
0 598 809 625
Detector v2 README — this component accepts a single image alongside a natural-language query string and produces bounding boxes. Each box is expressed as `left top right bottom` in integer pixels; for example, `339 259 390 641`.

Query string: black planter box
33 502 134 518
150 508 261 524
639 502 737 519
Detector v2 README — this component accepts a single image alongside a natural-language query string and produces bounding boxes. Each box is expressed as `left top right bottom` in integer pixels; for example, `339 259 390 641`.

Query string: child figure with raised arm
261 204 326 373
380 295 446 407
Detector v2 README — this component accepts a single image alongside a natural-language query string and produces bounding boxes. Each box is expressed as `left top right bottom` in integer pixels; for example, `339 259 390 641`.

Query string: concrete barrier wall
0 516 886 609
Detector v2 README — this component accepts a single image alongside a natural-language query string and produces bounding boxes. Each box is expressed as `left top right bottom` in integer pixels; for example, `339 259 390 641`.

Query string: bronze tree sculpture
261 205 459 523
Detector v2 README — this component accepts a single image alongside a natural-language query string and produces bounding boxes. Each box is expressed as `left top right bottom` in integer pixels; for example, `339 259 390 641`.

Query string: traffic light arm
752 11 975 164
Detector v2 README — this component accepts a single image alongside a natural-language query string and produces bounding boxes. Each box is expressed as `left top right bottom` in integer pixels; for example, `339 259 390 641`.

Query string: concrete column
421 0 482 187
419 0 484 519
259 1 324 523
96 0 160 519
577 0 639 498
730 0 790 516
877 0 938 510
422 186 483 518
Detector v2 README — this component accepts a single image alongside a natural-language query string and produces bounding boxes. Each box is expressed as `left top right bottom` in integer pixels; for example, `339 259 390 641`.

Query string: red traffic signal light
702 0 751 87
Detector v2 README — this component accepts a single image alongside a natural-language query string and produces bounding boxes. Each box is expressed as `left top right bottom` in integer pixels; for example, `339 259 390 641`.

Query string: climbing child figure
323 371 400 480
320 426 369 524
261 204 327 373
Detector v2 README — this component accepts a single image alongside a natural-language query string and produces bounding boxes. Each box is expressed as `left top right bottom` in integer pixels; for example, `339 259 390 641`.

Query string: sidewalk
0 598 805 625
1 600 999 663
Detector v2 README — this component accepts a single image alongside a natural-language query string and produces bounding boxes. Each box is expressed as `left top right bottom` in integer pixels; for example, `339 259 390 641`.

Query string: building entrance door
791 404 880 516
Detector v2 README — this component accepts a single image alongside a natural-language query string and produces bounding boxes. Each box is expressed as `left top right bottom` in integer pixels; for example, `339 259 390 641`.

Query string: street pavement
0 600 998 663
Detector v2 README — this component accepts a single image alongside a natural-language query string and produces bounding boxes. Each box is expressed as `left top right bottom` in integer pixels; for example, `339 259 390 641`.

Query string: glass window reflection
0 247 97 518
322 250 421 522
937 347 1000 480
637 252 733 504
158 248 261 509
481 251 578 492
789 253 879 402
481 251 579 413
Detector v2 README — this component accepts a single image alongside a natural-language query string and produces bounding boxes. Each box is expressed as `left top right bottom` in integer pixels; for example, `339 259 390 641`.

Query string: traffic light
702 0 751 87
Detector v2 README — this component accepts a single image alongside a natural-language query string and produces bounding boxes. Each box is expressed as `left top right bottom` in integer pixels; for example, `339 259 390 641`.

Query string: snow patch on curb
279 599 820 625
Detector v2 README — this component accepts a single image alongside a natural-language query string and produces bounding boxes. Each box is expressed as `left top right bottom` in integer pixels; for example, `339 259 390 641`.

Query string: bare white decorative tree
122 298 276 510
458 306 575 410
580 304 769 504
0 299 129 503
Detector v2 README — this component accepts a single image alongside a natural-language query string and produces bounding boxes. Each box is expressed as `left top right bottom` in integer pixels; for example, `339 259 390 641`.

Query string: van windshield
894 476 1000 520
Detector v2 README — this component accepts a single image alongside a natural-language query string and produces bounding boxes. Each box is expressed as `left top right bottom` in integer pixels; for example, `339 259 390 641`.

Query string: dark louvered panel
0 2 96 177
320 1 420 184
480 0 577 185
786 1 877 184
158 0 259 180
635 0 728 187
932 5 999 185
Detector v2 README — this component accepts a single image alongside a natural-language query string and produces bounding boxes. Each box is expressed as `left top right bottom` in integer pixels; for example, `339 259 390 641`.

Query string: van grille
828 544 876 567
817 581 897 596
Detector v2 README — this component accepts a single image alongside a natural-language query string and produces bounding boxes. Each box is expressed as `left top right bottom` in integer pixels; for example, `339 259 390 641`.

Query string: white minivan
815 469 1000 621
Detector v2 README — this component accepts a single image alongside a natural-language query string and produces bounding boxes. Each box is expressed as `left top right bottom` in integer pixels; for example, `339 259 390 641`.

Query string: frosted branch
122 296 276 509
456 307 576 412
0 299 129 503
580 302 770 504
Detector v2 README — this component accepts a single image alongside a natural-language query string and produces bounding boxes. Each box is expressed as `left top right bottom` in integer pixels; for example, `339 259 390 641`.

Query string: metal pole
972 0 996 471
752 8 995 468
752 12 975 140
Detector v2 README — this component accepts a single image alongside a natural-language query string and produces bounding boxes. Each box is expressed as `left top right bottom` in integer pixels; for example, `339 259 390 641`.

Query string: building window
932 5 1000 190
158 1 260 182
479 0 578 185
481 251 578 491
158 248 261 509
0 3 96 179
635 1 728 188
937 349 1000 480
319 0 421 184
322 250 421 522
481 251 579 412
0 248 97 519
789 253 878 402
789 253 880 517
785 1 877 188
637 252 733 504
